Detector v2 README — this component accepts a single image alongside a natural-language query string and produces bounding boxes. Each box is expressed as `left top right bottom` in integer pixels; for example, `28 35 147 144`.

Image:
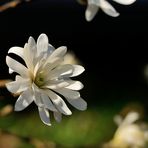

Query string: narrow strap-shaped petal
8 46 24 59
37 33 49 57
65 81 84 90
14 89 33 111
66 97 87 111
113 0 136 5
38 107 51 126
41 93 57 112
54 88 80 99
70 65 85 77
49 46 67 59
24 43 34 72
6 76 30 93
44 89 72 115
48 64 73 80
43 80 69 90
100 0 119 17
53 111 62 122
6 56 29 77
85 3 99 21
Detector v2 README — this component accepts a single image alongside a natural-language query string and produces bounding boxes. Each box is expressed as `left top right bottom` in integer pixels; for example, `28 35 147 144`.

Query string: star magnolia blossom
85 0 136 21
104 112 148 148
6 33 87 125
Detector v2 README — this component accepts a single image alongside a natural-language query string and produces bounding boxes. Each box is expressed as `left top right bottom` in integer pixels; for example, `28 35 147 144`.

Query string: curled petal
8 46 24 59
6 56 29 77
113 0 136 5
14 89 33 111
100 0 119 17
38 107 51 126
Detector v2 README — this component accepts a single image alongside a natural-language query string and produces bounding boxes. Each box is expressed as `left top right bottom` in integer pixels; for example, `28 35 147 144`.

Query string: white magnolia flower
104 112 148 148
6 33 87 126
85 0 136 21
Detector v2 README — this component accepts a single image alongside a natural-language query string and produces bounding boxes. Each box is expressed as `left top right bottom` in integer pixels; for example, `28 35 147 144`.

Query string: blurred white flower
85 0 136 21
62 51 81 65
104 112 148 148
6 33 87 126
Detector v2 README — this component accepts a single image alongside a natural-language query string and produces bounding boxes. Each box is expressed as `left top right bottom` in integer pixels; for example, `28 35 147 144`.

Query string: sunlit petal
44 89 72 115
6 56 29 77
14 89 33 111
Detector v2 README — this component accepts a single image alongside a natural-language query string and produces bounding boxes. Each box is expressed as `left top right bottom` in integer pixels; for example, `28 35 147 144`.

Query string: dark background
0 0 148 106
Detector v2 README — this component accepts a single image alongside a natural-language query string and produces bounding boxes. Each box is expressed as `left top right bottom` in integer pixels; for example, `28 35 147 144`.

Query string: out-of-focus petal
53 111 62 122
38 107 51 126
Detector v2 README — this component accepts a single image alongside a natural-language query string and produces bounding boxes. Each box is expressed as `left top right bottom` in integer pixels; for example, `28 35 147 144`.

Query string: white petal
66 97 87 111
6 76 30 93
41 93 57 112
44 89 72 115
49 64 73 79
100 0 119 17
8 46 24 59
43 80 69 90
32 84 44 107
14 89 33 111
43 57 63 71
49 46 67 59
37 33 49 57
65 81 84 90
122 112 139 126
55 88 80 99
85 4 99 21
6 56 29 77
70 65 85 77
38 107 51 126
9 68 14 74
23 43 34 72
53 111 62 122
113 0 136 5
47 44 55 55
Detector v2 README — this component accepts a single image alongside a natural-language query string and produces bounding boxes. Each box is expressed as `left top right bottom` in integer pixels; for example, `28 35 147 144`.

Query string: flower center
34 71 45 87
